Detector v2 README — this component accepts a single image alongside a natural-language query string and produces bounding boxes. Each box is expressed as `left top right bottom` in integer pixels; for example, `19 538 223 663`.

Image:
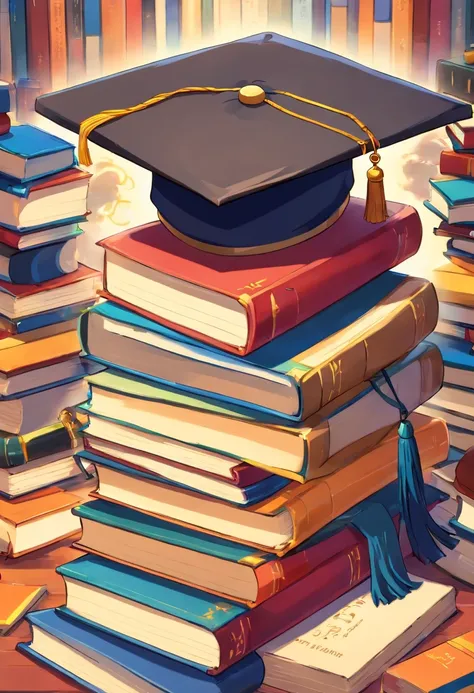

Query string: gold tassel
364 152 388 223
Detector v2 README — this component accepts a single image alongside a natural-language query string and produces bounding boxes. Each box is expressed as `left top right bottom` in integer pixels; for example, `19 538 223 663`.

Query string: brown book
440 148 474 178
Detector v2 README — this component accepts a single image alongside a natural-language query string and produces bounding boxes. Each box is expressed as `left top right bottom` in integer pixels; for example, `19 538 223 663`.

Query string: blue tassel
350 503 421 606
371 369 458 566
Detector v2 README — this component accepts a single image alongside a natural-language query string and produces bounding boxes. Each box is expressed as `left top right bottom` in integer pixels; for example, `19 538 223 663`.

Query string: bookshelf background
1 0 474 121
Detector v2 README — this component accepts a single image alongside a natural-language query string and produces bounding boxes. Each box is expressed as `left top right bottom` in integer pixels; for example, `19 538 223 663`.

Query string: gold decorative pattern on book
270 293 280 339
237 279 267 291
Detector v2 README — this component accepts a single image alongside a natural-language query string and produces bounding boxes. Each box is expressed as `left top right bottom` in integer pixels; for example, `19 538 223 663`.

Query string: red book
428 0 451 80
0 264 100 299
411 0 430 83
447 121 474 149
435 221 474 240
101 0 127 74
0 113 10 135
125 0 143 61
440 149 474 178
48 0 68 92
26 0 52 93
100 198 422 356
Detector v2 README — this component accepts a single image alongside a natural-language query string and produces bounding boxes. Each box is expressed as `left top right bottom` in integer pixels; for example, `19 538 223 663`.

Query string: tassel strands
365 152 388 223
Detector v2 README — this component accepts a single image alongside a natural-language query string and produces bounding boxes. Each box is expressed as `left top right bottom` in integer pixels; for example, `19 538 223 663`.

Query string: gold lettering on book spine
270 293 280 339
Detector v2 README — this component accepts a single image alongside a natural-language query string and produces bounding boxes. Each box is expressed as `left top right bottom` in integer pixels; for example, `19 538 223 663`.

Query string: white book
258 577 456 693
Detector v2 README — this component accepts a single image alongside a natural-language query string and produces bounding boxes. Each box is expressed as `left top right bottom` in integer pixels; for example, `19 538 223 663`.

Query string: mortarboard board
36 33 472 254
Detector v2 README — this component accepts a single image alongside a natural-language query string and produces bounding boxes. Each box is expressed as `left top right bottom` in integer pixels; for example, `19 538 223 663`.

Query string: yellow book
433 262 474 308
0 582 46 634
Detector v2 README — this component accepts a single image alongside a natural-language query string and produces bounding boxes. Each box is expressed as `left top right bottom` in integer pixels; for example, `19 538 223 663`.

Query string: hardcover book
0 582 46 634
440 149 474 178
0 237 78 284
80 272 438 421
426 176 474 224
433 262 474 308
437 57 474 104
99 199 422 355
0 124 75 183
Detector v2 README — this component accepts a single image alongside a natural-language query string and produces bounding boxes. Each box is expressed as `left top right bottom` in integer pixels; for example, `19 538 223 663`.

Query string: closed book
448 120 474 148
80 272 438 421
330 4 348 51
391 0 413 77
433 262 474 307
48 0 68 91
0 486 82 557
357 0 374 61
0 237 78 284
0 329 81 377
20 609 264 693
142 0 156 53
439 149 474 178
426 176 474 224
384 630 474 693
0 452 89 498
72 483 446 606
0 168 90 231
84 0 101 79
0 221 83 250
0 299 95 336
435 220 474 240
181 0 200 44
411 0 429 82
452 0 469 58
0 582 46 634
429 0 452 80
448 253 474 274
101 0 127 73
125 0 143 61
26 0 51 93
9 0 28 82
0 113 10 134
427 333 474 391
81 342 442 484
100 198 422 356
85 413 449 555
260 578 456 693
374 0 390 21
0 124 75 184
437 58 474 104
65 0 86 83
165 0 181 47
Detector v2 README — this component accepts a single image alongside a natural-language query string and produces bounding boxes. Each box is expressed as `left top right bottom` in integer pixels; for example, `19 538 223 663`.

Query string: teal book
427 176 474 224
0 124 75 183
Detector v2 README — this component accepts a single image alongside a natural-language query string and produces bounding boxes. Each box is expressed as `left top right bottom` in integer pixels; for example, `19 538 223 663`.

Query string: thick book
0 220 83 250
0 328 81 377
437 57 474 104
84 413 449 555
426 176 474 224
0 237 78 284
20 609 264 693
0 124 75 183
0 264 100 320
0 298 96 335
427 332 474 390
433 262 474 308
440 149 474 178
259 577 455 693
81 342 442 483
0 486 81 557
0 168 90 231
384 630 474 693
0 582 46 634
435 220 474 240
80 272 438 421
99 198 422 355
0 452 88 498
72 483 446 606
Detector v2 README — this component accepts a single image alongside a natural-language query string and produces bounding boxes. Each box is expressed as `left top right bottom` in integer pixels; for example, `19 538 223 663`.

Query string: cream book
258 577 456 693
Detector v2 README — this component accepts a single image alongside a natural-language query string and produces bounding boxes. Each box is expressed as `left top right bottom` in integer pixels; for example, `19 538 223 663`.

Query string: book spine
215 545 371 673
100 0 126 73
298 280 439 419
25 0 51 93
330 4 348 52
267 0 291 33
181 0 201 45
374 0 390 20
357 0 374 62
165 0 181 47
429 0 452 82
373 17 391 69
391 0 413 78
154 0 167 50
452 0 468 57
437 61 474 103
84 0 101 78
0 422 78 469
9 0 28 83
440 150 474 178
201 0 213 36
125 0 143 63
312 0 326 43
411 0 430 83
0 113 10 134
347 0 359 56
0 0 13 83
243 207 422 356
48 0 68 91
6 241 77 284
142 0 156 55
292 0 313 39
65 0 86 84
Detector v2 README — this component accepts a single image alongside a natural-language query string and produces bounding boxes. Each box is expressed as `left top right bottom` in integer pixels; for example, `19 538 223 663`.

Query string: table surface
1 501 474 693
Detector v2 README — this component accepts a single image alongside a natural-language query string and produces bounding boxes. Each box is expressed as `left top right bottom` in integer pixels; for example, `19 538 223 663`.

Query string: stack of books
419 117 474 452
0 91 102 557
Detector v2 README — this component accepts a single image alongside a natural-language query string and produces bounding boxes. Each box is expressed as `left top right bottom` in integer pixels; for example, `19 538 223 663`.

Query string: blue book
444 239 474 266
166 0 181 47
8 0 27 83
0 237 79 284
426 177 474 225
426 332 474 375
0 125 75 183
78 448 290 506
80 271 435 421
0 299 95 335
0 82 10 113
347 0 359 53
84 0 101 37
374 0 391 22
19 609 264 693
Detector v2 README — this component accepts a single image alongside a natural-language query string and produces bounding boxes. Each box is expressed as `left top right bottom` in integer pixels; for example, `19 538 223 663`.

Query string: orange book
0 330 81 375
0 582 46 634
392 0 413 77
100 0 127 74
433 262 474 308
181 0 202 45
358 0 374 62
0 487 82 558
384 630 474 692
330 5 348 52
48 0 68 91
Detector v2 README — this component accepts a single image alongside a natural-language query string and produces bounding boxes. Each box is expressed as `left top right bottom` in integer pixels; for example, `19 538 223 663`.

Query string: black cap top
36 33 472 253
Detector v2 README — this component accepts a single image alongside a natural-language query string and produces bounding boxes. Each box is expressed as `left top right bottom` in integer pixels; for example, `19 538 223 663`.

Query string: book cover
391 0 413 77
81 272 438 421
20 609 265 693
436 59 474 105
411 0 429 82
0 124 75 182
100 0 126 73
0 298 95 335
436 220 474 239
433 263 474 307
440 149 474 178
125 0 142 61
0 167 90 199
142 0 156 54
26 0 51 93
0 486 80 525
0 222 82 250
448 121 474 149
0 238 78 284
100 199 422 356
430 176 474 206
87 414 449 555
9 0 28 82
48 0 68 91
0 329 80 375
0 582 46 634
65 0 86 84
427 332 474 373
384 630 474 692
0 264 100 300
429 1 452 81
73 483 446 606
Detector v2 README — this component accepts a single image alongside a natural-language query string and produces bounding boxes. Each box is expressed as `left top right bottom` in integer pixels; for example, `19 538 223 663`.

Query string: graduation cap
36 33 472 254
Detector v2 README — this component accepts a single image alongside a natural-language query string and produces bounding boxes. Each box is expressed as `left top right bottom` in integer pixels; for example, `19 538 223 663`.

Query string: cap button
238 85 266 105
